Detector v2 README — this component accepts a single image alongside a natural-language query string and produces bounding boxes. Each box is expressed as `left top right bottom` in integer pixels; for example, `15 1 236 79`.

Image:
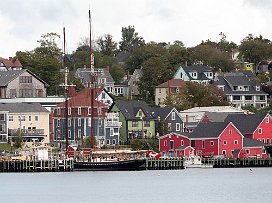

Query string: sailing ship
62 10 146 171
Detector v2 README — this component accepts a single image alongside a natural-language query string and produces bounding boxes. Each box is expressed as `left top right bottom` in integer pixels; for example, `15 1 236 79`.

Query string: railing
9 129 44 135
105 121 122 127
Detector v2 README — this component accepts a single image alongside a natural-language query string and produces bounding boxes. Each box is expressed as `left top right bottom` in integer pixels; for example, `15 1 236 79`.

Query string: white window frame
266 117 269 123
35 116 38 121
68 107 71 115
172 112 175 120
210 141 214 146
223 140 227 145
9 116 13 122
78 129 81 137
78 107 81 115
68 130 71 138
234 140 238 145
222 150 226 155
176 123 180 131
88 107 92 115
164 140 167 146
68 118 71 127
258 128 262 134
181 140 184 146
78 119 81 127
229 130 232 134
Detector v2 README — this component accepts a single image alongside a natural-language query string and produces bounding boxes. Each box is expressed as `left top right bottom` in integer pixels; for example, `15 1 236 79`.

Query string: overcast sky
1 0 272 58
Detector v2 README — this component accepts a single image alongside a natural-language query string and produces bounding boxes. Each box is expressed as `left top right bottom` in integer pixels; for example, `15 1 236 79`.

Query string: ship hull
74 159 146 171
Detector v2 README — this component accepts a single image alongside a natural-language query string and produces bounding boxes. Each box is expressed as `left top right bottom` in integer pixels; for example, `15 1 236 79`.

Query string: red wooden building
159 132 190 156
188 122 244 157
225 114 272 144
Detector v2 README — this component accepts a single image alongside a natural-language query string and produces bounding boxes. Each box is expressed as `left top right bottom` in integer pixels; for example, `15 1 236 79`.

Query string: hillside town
1 43 272 160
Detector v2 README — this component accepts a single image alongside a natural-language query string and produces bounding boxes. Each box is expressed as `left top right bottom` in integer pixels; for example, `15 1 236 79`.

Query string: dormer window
191 72 197 78
256 86 260 91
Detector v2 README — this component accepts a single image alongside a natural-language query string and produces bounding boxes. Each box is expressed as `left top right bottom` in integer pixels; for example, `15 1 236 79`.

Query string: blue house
173 65 213 84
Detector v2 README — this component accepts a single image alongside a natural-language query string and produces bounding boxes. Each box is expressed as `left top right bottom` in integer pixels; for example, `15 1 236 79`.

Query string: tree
218 32 238 53
119 25 145 52
239 34 271 65
167 43 188 70
163 82 229 110
11 130 23 148
96 34 118 56
126 42 167 73
138 57 172 103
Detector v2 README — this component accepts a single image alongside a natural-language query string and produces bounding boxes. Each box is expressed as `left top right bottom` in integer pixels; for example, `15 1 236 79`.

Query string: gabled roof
0 69 48 87
224 114 267 134
182 65 212 81
156 79 186 88
176 145 194 150
113 100 154 120
152 106 182 121
57 87 107 108
0 103 49 113
188 122 230 139
243 137 265 148
0 57 23 69
203 112 244 122
213 75 268 95
159 132 190 139
76 68 115 84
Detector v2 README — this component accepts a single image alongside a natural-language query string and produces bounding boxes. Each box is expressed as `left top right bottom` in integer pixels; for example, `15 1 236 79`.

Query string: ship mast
89 10 95 149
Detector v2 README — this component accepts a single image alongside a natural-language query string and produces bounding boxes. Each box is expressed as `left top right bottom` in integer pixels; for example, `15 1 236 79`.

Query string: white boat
184 155 213 169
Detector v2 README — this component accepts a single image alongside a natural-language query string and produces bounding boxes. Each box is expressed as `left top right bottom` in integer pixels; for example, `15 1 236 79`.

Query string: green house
110 100 156 144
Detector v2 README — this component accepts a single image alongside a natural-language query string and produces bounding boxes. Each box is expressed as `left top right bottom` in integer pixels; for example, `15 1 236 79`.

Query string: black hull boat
74 159 146 171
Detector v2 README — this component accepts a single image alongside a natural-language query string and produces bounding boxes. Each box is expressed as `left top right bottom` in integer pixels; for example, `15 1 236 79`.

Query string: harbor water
1 168 272 203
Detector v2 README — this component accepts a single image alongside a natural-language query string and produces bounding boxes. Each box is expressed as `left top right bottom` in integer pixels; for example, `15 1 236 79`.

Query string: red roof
0 57 23 69
157 79 186 88
58 87 106 108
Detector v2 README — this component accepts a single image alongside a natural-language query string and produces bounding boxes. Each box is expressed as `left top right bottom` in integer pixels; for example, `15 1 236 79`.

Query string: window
256 86 260 91
35 116 38 121
112 139 116 145
266 117 270 123
258 128 262 134
181 140 184 146
19 89 33 97
110 129 114 136
231 150 234 155
78 129 81 137
223 140 227 145
88 107 92 115
144 121 150 127
102 92 106 99
164 140 167 146
234 140 238 145
29 116 31 121
266 139 269 144
222 150 226 155
132 121 138 127
19 76 32 83
10 89 17 98
78 119 81 127
233 96 241 100
229 130 232 134
68 119 71 127
172 112 175 120
245 96 252 100
78 107 81 115
57 119 60 127
167 123 172 131
176 123 180 131
68 130 71 138
202 140 205 148
0 124 5 132
9 116 13 121
170 140 174 150
57 108 60 115
114 128 119 133
191 140 195 148
262 148 266 154
246 149 250 154
68 107 71 115
107 139 110 145
19 116 26 121
0 114 5 121
210 141 214 146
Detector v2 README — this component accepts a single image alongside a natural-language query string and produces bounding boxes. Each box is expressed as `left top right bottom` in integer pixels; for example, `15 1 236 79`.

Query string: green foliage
239 34 271 65
126 42 167 73
119 25 145 52
138 56 172 102
130 139 159 151
164 82 229 110
109 64 126 84
96 34 118 56
11 130 23 148
167 43 188 70
241 105 258 114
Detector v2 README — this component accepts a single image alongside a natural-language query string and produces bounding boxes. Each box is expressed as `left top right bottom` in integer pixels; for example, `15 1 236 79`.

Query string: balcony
9 129 44 135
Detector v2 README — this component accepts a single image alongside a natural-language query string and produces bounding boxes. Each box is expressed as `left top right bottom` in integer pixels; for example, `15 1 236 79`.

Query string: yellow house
243 62 254 72
0 103 50 146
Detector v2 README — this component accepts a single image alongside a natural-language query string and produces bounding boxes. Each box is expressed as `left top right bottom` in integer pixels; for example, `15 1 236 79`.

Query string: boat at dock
184 155 213 169
69 148 146 171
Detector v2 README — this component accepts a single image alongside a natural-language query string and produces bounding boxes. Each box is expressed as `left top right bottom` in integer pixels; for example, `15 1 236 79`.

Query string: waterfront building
0 103 50 145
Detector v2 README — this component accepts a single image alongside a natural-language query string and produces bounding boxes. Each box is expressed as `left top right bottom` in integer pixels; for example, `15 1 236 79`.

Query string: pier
203 157 272 168
145 157 184 170
0 159 74 172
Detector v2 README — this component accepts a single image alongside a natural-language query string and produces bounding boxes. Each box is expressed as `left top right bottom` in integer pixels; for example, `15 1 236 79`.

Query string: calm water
1 168 272 203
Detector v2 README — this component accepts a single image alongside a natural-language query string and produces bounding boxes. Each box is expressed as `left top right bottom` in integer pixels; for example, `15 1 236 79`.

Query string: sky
1 0 272 58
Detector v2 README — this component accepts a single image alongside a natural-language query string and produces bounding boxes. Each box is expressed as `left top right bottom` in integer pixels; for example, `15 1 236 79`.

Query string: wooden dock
0 159 74 172
203 157 272 168
145 157 184 170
